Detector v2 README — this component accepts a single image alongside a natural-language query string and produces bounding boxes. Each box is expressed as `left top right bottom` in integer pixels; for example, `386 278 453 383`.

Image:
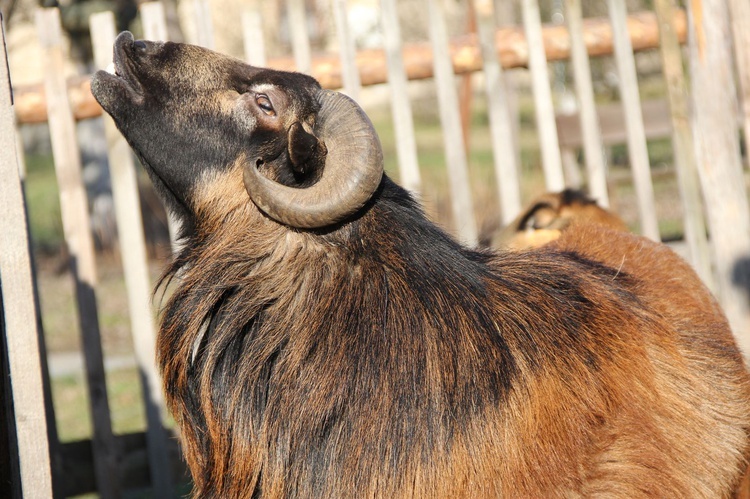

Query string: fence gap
35 7 121 498
90 11 174 498
688 0 750 356
427 0 478 246
0 14 55 499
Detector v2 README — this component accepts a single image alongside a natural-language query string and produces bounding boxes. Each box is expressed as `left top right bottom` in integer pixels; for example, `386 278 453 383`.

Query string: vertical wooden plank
90 12 174 499
561 147 583 188
15 130 24 176
242 9 267 67
141 2 168 42
332 0 361 101
521 0 565 192
140 1 182 253
729 0 750 167
287 0 311 74
0 14 54 499
34 7 121 499
607 0 660 241
494 0 522 187
654 0 712 286
192 0 215 49
459 0 477 156
10 104 64 497
427 0 478 246
688 0 750 356
564 0 609 207
474 0 521 224
160 0 185 42
379 0 421 193
0 303 20 499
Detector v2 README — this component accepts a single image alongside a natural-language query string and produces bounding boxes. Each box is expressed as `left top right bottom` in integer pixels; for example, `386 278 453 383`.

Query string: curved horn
243 90 384 229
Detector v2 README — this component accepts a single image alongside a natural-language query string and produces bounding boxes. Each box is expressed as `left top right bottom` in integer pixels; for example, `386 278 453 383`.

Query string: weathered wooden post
653 0 712 286
475 0 522 225
687 0 750 356
35 7 121 498
564 0 609 207
242 9 266 67
192 0 215 49
495 0 522 181
332 0 361 102
427 0 478 245
0 12 55 499
141 2 168 41
608 0 660 241
521 0 565 192
379 0 421 194
287 0 311 74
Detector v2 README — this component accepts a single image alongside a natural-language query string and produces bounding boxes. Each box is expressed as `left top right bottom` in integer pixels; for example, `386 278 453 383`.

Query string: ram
92 33 750 498
489 189 628 250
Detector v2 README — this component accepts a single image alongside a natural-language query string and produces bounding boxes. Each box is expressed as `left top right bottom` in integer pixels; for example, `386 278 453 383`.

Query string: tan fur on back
551 225 750 497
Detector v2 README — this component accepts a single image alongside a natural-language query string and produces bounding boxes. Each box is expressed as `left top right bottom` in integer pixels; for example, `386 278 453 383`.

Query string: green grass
51 367 153 442
50 373 92 442
24 152 64 253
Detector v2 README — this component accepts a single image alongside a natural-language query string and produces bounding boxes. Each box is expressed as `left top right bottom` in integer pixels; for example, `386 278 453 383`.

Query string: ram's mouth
90 31 144 111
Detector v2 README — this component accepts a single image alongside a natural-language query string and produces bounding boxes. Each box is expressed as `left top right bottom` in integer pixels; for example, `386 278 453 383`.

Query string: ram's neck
155 177 503 496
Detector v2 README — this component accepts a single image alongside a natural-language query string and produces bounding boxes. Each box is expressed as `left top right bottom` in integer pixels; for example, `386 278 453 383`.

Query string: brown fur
492 189 628 250
160 175 750 497
551 224 750 497
89 36 750 498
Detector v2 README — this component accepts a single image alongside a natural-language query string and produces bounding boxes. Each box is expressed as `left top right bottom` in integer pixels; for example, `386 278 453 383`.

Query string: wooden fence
1 0 749 496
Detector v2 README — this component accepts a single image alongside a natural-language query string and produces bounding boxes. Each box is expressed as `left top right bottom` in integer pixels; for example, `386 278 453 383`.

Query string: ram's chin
91 70 143 117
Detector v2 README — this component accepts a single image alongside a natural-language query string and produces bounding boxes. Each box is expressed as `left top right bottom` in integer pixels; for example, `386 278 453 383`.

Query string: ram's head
91 32 383 230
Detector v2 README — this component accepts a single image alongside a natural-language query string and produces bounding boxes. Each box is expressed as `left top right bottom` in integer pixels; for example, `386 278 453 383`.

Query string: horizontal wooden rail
12 9 686 125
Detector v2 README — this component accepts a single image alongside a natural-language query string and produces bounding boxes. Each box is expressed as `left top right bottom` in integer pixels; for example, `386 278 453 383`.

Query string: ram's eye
256 94 275 116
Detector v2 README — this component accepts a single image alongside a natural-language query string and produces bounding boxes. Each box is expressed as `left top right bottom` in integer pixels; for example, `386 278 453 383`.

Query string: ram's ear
288 122 327 176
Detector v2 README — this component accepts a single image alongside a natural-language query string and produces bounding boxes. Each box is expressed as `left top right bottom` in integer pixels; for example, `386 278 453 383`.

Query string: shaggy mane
152 178 718 498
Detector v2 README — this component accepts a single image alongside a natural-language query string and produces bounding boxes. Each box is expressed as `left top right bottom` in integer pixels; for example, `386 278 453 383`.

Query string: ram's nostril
133 40 147 51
